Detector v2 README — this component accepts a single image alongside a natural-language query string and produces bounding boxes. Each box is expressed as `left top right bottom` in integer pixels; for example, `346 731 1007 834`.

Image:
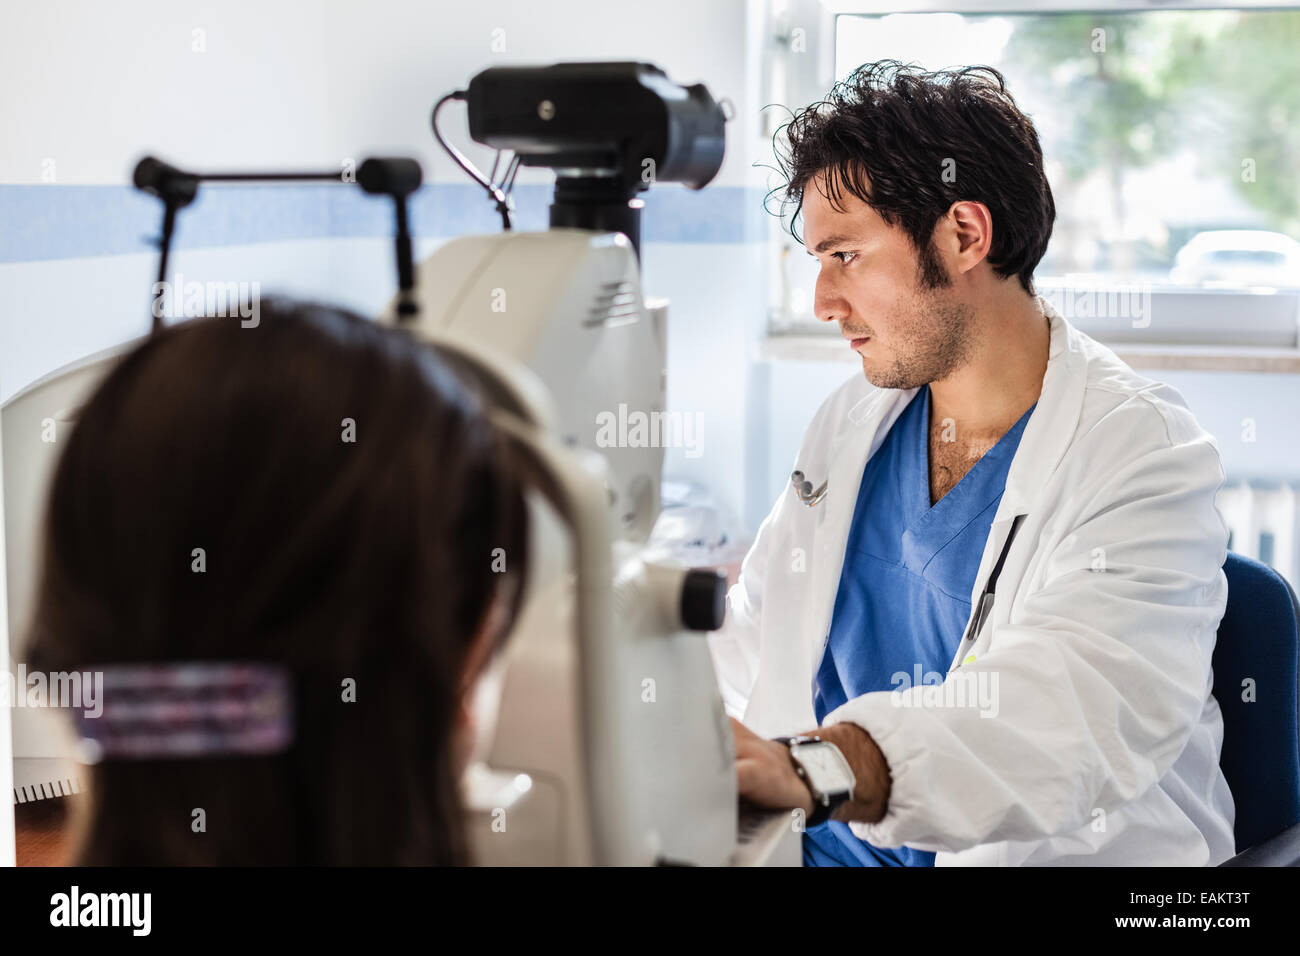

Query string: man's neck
928 291 1050 439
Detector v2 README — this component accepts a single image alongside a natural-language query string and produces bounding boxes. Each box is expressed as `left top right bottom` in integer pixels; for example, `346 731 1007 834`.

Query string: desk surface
14 796 74 866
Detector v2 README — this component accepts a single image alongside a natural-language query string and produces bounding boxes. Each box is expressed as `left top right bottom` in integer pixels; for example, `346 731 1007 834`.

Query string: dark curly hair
768 59 1055 294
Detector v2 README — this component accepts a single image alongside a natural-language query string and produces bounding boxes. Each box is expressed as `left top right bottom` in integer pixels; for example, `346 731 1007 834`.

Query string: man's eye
832 251 858 265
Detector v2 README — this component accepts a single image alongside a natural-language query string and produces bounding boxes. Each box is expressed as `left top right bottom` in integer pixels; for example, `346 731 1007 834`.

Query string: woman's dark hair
768 59 1056 293
26 299 530 865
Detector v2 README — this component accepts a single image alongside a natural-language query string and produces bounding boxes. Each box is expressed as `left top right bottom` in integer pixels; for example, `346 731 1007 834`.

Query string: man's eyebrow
806 234 862 255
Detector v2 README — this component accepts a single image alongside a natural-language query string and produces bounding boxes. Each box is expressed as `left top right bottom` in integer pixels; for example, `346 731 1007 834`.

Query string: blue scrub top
804 383 1035 867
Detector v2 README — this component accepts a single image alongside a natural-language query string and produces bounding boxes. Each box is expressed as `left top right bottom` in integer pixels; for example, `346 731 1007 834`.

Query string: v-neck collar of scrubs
898 384 1037 573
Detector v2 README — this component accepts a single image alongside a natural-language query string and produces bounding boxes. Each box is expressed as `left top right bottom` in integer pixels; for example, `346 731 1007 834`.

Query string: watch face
793 742 854 795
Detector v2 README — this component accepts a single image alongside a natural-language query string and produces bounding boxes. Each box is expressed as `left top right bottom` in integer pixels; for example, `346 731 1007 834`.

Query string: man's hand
730 717 893 824
731 717 814 815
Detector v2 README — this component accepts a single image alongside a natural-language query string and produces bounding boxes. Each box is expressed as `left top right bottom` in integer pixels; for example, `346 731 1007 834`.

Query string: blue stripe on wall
0 183 771 264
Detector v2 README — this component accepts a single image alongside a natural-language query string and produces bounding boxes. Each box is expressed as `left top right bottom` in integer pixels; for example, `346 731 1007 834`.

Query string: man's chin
859 362 918 392
858 357 885 388
860 366 891 389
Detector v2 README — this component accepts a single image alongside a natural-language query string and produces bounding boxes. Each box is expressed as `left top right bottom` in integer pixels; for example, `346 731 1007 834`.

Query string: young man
713 61 1235 866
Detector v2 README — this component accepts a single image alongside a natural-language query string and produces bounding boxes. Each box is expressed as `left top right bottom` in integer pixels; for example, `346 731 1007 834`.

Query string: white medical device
3 347 125 812
379 62 798 865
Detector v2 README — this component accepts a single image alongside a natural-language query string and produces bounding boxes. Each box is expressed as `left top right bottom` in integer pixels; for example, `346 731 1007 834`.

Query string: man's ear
941 200 994 278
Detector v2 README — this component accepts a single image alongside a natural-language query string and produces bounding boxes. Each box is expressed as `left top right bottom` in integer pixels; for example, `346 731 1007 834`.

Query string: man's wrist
803 722 891 824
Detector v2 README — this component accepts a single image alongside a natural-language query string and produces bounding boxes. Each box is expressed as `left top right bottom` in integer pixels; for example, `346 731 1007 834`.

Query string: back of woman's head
27 299 529 865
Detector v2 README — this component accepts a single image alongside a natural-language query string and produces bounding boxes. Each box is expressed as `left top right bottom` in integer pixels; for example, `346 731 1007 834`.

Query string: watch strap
806 793 846 828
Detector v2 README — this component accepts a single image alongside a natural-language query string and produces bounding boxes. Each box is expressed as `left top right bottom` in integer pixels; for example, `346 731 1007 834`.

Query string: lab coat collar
998 295 1087 517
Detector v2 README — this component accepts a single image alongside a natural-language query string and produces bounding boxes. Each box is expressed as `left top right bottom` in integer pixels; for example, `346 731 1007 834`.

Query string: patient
26 299 530 865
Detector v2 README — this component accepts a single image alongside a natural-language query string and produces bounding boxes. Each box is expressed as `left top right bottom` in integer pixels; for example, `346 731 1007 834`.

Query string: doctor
714 60 1236 865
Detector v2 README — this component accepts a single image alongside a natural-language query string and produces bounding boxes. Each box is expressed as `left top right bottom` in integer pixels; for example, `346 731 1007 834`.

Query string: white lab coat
710 297 1237 865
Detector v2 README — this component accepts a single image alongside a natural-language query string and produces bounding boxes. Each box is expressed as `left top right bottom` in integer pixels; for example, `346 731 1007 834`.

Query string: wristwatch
774 735 857 827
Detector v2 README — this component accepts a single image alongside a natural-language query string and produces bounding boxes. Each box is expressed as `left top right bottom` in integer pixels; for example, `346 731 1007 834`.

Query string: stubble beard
860 283 974 391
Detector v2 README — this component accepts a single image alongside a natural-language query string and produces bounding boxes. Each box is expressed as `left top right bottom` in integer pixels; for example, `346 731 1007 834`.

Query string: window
768 2 1300 351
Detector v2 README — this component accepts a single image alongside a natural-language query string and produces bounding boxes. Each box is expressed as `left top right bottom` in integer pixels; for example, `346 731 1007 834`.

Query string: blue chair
1214 551 1300 866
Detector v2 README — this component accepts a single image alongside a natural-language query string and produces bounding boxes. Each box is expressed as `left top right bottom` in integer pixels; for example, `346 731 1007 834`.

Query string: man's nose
813 273 845 325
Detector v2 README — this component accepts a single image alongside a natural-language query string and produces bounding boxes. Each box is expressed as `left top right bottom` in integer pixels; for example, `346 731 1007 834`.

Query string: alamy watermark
2 665 102 717
152 272 261 327
890 665 999 718
1040 281 1153 329
50 886 151 936
595 403 703 459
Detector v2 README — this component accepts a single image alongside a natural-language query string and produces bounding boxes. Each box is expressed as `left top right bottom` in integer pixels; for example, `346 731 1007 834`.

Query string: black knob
132 156 199 208
681 568 726 631
357 157 423 198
